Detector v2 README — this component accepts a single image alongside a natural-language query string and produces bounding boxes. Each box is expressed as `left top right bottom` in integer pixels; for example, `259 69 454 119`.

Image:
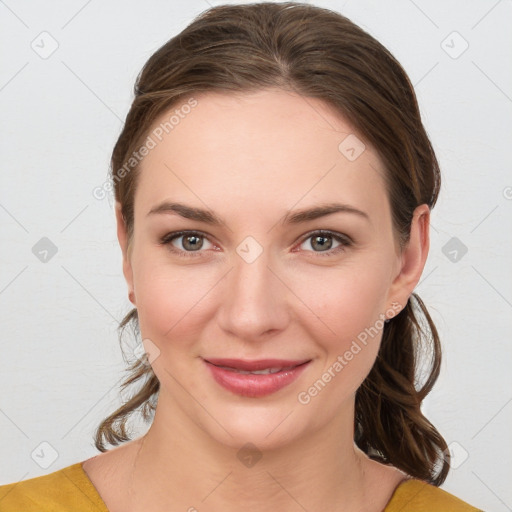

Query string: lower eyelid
300 230 351 245
297 233 351 253
165 232 214 250
161 231 352 255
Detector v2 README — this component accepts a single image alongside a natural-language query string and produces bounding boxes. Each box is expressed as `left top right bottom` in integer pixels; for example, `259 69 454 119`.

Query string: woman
0 2 483 510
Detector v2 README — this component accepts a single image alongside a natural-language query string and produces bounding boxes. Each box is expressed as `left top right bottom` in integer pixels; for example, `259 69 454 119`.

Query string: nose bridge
217 239 288 339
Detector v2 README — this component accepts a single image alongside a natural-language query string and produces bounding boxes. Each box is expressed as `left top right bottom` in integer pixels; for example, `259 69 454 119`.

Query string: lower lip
204 360 310 398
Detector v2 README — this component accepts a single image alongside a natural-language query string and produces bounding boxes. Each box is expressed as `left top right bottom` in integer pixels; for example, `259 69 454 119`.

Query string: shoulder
0 462 108 512
385 478 484 512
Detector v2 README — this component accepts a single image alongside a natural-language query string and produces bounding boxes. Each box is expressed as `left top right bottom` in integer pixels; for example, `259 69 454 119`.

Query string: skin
82 88 430 511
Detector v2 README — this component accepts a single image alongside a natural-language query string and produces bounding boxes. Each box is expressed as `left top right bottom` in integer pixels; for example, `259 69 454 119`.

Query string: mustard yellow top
0 462 483 511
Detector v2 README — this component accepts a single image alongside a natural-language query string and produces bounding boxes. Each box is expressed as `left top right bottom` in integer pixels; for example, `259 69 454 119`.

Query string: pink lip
203 358 311 398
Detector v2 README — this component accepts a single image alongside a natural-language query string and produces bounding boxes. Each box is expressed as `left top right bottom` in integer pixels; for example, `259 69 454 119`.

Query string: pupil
313 235 331 251
184 235 202 251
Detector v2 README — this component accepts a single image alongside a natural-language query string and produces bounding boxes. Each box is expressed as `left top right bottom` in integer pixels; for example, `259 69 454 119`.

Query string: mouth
202 358 312 397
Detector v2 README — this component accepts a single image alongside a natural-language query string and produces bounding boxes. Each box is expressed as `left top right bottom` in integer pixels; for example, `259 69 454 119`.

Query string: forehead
134 88 389 222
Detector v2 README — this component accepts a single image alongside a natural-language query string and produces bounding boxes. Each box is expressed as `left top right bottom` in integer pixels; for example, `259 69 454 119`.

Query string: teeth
241 368 282 375
218 365 292 375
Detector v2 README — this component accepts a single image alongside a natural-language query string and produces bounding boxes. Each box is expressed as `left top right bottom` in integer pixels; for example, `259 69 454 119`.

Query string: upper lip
204 358 311 371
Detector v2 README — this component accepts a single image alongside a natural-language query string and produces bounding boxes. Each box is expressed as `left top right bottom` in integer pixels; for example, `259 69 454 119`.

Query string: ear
386 204 430 314
115 201 136 306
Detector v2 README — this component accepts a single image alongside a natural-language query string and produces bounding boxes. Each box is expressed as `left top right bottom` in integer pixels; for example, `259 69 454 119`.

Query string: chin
201 401 305 452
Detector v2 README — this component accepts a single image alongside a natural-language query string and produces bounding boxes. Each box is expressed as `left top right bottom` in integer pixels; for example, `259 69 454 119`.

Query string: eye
160 229 353 259
296 230 352 257
159 231 215 258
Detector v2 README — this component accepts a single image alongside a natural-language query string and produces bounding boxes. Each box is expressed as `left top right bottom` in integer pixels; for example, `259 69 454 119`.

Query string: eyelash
159 230 353 259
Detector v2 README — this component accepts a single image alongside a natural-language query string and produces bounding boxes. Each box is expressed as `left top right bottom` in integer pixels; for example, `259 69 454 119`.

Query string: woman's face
116 88 427 450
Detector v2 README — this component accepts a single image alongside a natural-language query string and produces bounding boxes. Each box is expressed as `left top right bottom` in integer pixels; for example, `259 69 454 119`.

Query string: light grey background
1 1 511 510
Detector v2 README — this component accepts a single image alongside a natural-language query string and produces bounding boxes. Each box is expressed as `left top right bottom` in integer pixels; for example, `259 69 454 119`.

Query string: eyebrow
146 201 370 225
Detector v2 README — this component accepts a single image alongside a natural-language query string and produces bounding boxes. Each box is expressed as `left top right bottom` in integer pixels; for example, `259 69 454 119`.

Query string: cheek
132 241 394 364
292 269 389 413
293 263 390 347
132 258 216 350
291 263 391 396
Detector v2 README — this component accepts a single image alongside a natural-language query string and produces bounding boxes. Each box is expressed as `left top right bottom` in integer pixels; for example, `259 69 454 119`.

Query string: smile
203 358 311 397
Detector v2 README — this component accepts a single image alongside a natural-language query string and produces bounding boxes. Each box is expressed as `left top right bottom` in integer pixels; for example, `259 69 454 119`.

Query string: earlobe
115 202 136 306
386 204 430 313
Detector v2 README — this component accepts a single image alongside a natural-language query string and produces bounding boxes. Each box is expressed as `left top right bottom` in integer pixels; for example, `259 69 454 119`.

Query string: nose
216 245 290 342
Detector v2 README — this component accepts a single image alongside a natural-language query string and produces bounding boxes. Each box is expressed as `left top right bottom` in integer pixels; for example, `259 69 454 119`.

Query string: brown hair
95 1 449 485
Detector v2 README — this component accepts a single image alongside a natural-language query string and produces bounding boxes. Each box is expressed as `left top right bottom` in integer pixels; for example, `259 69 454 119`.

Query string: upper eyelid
163 229 351 249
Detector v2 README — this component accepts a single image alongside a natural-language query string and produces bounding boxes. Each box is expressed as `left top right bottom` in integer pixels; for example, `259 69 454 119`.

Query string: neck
123 391 379 512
